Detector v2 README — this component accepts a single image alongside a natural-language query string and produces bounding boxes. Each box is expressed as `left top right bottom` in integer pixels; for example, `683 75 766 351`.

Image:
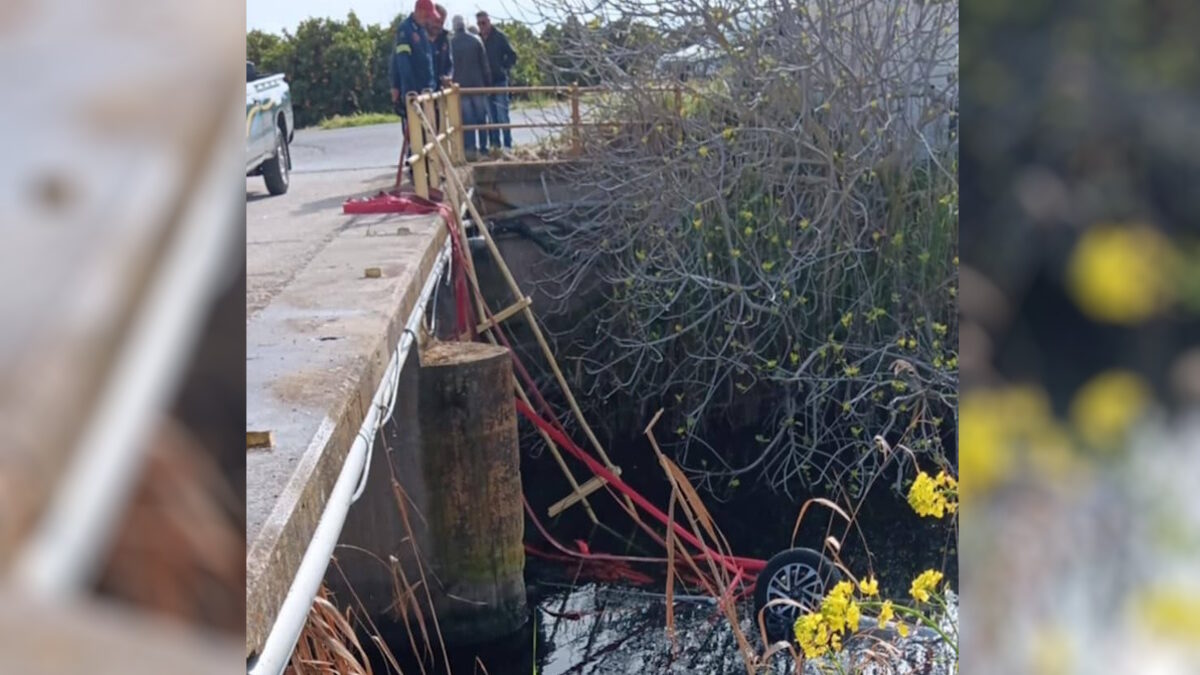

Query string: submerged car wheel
262 124 290 195
753 547 841 642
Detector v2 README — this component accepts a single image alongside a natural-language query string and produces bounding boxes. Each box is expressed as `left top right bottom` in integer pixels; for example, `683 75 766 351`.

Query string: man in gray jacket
450 15 491 159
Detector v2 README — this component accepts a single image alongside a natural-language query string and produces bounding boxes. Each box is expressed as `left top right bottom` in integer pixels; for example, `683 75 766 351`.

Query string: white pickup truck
246 61 295 195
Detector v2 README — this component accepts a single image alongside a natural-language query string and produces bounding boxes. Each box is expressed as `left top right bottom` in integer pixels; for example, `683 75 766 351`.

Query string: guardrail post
569 83 582 157
407 92 429 198
422 94 441 193
448 83 465 165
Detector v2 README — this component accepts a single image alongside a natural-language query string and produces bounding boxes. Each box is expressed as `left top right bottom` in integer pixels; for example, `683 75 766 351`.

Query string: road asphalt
246 103 569 315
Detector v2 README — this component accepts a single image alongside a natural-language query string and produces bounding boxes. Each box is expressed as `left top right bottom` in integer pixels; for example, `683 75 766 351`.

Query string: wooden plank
246 431 274 449
547 466 622 518
475 296 532 335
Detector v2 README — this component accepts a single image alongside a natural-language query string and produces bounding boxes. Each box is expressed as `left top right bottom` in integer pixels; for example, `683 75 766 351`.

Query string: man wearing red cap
390 0 437 113
390 0 437 185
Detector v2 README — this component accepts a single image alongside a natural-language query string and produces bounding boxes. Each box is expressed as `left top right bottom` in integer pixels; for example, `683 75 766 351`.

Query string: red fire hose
343 188 767 590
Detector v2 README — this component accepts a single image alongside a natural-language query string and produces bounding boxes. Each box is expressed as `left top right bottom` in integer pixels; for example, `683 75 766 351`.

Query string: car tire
262 124 290 195
753 547 841 643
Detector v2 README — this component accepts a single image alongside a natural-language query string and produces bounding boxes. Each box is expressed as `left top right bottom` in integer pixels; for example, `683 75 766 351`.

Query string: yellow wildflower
907 470 957 518
909 569 944 603
858 576 879 597
1132 584 1200 645
1065 223 1176 324
877 600 894 628
794 613 830 659
1069 369 1151 449
697 145 709 158
821 581 855 633
897 620 909 637
794 579 865 657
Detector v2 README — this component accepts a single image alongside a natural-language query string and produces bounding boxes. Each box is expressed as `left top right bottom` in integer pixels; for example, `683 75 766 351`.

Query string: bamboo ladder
406 97 638 524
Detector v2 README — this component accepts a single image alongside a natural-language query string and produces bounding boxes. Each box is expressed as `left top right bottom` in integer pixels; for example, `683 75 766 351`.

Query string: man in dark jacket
428 5 453 85
450 15 491 158
390 0 436 184
390 0 437 112
476 11 518 150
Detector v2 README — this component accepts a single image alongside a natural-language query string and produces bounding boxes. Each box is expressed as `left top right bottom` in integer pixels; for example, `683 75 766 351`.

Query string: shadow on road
291 172 395 216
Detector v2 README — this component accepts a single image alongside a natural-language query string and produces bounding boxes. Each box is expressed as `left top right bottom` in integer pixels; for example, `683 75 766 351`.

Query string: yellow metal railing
403 83 685 199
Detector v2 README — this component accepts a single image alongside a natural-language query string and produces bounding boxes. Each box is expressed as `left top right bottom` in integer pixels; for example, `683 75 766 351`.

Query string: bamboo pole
439 172 600 524
448 83 465 165
406 93 428 198
412 104 633 518
422 95 442 193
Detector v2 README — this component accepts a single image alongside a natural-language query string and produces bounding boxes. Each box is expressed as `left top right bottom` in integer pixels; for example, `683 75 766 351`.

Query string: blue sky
247 0 543 34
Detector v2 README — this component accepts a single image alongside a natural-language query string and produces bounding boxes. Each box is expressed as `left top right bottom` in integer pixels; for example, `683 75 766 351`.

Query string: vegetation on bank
247 12 650 128
316 112 402 129
531 0 959 502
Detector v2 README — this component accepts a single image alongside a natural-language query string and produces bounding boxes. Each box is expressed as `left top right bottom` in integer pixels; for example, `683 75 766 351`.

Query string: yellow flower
909 569 944 603
697 145 709 158
1069 369 1151 449
858 576 879 597
1065 223 1176 324
959 385 1059 500
1132 585 1200 646
794 613 830 659
896 620 909 637
907 470 957 518
877 600 894 628
821 581 855 633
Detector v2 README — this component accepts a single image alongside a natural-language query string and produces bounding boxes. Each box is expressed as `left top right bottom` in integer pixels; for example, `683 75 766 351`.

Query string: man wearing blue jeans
449 15 491 158
476 11 517 150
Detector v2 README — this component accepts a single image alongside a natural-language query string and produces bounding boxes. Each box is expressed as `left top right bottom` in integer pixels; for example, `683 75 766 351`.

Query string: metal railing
402 83 685 199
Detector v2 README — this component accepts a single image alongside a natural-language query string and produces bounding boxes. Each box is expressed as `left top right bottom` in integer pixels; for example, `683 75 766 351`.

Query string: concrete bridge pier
419 341 526 644
326 338 526 651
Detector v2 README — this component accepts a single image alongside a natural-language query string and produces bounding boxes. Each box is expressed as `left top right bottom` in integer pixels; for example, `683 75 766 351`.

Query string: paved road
281 103 571 175
246 103 568 315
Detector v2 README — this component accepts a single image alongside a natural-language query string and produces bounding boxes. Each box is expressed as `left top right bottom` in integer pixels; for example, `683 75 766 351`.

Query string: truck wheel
262 124 290 195
753 547 841 643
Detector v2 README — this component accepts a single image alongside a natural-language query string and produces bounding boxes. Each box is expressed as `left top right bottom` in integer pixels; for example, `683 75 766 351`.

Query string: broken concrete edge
244 215 451 660
469 159 574 185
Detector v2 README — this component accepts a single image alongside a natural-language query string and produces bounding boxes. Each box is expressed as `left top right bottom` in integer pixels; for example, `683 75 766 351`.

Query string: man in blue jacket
476 11 518 151
390 0 437 185
390 0 437 117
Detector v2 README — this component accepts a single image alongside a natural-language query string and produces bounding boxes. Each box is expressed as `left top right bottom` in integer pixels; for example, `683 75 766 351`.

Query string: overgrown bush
526 0 959 499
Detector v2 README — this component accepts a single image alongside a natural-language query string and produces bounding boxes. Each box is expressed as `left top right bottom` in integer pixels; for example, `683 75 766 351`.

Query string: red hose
368 190 771 591
515 399 767 575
